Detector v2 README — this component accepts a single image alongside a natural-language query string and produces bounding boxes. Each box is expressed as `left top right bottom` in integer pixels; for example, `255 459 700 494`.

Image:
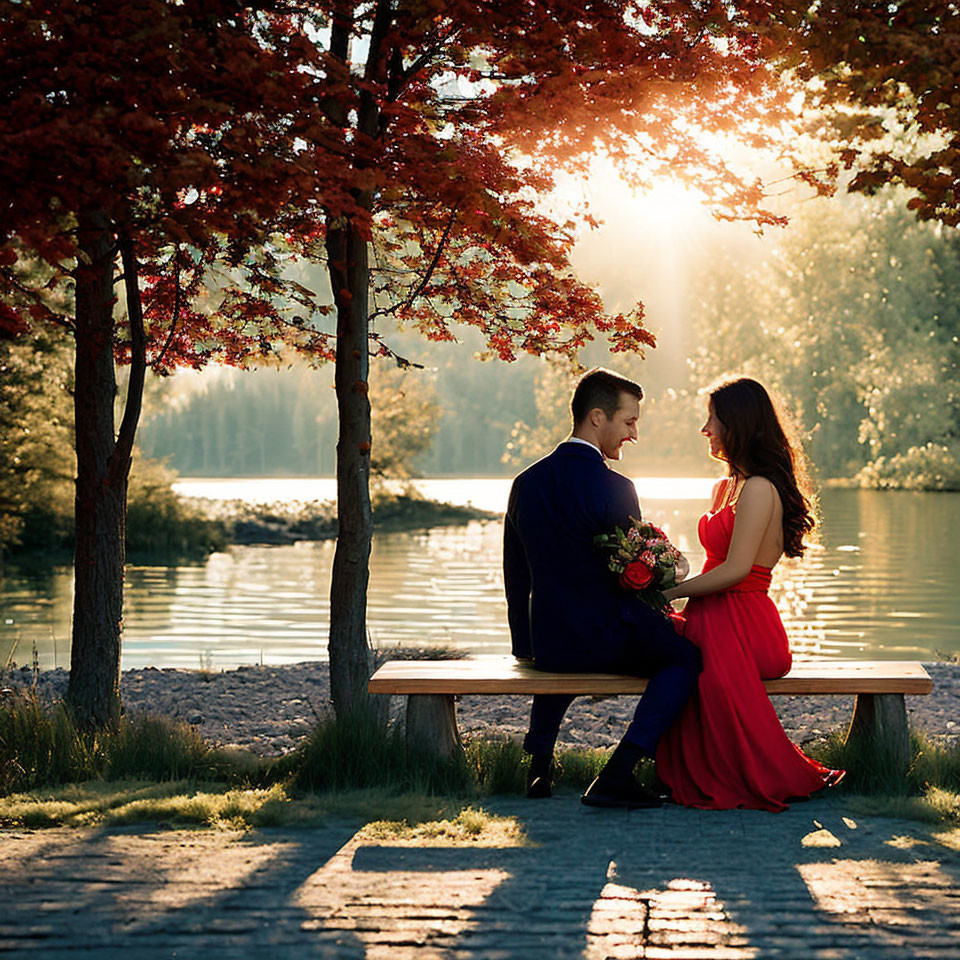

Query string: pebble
4 659 958 757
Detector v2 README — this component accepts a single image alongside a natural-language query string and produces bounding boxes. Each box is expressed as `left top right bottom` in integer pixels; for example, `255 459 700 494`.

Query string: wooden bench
368 657 933 774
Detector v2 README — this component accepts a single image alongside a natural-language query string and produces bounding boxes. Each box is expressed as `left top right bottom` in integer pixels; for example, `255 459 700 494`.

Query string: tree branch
149 246 183 370
368 331 423 368
0 268 76 331
370 205 458 320
112 230 147 476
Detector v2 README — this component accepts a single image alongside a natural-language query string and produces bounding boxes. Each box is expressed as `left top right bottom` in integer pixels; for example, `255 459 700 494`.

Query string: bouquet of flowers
594 517 690 611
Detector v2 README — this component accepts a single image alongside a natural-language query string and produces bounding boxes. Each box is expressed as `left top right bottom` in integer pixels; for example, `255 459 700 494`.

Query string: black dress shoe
651 776 674 804
526 775 552 799
525 752 553 799
581 774 663 810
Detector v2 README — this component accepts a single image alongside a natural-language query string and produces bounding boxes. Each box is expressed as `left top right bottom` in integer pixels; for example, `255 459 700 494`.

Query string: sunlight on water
3 482 960 669
172 475 717 513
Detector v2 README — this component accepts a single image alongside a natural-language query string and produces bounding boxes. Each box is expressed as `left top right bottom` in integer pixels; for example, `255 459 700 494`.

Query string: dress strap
714 476 744 514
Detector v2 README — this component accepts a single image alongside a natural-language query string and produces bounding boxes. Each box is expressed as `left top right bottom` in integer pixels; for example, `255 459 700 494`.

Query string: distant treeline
137 329 542 478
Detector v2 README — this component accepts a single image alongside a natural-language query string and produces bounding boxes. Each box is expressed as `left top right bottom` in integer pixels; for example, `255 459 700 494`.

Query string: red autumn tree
777 2 960 225
4 1 959 727
1 1 340 726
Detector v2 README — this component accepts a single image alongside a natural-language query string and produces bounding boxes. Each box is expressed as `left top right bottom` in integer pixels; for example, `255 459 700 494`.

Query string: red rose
619 560 654 590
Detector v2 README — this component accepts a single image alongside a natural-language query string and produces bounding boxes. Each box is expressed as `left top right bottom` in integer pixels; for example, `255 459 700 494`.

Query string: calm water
2 478 958 669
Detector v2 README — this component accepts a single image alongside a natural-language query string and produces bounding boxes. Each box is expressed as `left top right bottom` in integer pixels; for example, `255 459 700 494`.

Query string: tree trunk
67 213 124 728
325 0 394 719
327 220 375 717
67 220 147 730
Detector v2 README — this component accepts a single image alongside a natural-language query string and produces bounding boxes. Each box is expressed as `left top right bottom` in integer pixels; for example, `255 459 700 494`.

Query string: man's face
597 392 640 460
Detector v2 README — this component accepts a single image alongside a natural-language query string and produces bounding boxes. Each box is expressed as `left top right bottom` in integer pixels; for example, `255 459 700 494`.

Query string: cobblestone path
3 793 959 958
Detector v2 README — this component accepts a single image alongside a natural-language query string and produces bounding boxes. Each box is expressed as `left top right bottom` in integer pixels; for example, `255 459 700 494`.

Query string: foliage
124 458 229 557
369 358 439 479
5 1 960 723
854 443 960 491
688 190 960 480
0 338 225 560
786 3 960 226
502 356 582 468
139 333 540 477
0 336 74 552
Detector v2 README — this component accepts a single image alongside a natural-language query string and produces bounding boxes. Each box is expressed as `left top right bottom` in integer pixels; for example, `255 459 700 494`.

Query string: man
503 368 702 808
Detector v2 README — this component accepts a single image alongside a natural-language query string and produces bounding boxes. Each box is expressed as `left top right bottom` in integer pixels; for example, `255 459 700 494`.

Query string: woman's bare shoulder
738 475 777 511
742 475 776 494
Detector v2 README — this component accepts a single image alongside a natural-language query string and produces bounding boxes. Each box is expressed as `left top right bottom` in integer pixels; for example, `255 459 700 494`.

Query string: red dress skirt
656 505 833 811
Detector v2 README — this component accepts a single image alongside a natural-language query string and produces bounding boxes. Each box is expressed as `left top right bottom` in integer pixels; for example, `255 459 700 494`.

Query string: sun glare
549 157 716 253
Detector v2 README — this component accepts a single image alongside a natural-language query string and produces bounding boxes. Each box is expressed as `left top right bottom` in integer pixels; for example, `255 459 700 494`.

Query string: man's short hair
571 368 643 424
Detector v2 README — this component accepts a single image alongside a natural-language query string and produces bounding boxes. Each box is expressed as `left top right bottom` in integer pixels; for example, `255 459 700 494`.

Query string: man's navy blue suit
503 440 701 757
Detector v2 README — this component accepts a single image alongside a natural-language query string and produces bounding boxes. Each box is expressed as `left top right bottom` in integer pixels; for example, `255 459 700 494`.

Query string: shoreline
5 659 958 759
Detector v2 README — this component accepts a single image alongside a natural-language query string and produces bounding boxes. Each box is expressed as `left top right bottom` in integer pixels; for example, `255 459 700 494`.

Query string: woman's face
701 400 726 461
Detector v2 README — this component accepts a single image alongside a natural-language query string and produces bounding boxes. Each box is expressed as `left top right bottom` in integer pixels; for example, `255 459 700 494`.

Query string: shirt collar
566 436 603 458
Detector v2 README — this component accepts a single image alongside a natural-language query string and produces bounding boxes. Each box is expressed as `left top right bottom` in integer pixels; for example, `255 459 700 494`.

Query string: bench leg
845 692 910 775
405 694 463 761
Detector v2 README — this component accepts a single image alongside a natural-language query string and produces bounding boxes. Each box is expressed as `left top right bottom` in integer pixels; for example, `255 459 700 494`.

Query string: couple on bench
503 368 844 811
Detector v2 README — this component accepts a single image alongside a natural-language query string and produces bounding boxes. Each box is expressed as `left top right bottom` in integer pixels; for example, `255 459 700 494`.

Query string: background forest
134 186 960 485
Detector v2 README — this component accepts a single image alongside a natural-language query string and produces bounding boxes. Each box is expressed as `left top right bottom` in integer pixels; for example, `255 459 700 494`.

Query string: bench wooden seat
368 656 932 773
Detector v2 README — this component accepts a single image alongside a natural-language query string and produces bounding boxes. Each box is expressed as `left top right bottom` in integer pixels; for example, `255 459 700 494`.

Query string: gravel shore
5 658 958 757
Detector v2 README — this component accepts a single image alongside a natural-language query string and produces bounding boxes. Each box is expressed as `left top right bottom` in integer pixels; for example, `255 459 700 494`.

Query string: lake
2 477 957 670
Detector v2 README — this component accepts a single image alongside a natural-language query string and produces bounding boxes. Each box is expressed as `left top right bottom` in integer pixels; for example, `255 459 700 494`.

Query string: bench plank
368 656 933 697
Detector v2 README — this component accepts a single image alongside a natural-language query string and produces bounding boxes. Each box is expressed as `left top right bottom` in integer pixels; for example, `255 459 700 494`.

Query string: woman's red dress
656 504 834 811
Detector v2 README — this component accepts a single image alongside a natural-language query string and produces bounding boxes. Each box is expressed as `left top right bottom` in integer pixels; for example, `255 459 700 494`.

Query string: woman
656 377 842 811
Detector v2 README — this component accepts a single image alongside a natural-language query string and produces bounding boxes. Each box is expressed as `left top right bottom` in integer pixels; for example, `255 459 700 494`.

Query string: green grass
5 688 960 837
281 706 474 795
466 735 610 794
0 692 99 791
807 729 960 838
808 729 960 798
0 780 299 829
0 780 525 835
0 689 271 795
359 805 528 846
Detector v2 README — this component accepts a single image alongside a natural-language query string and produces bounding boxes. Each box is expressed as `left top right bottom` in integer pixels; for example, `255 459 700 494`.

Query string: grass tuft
465 737 609 795
284 706 472 795
808 729 960 797
466 735 527 794
0 690 269 794
0 691 99 792
360 805 528 846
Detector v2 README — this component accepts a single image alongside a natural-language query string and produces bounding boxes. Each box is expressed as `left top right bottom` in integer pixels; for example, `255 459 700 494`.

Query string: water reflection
2 485 959 669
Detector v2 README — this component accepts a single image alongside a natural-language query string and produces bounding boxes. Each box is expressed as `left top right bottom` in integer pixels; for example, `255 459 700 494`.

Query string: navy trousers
522 627 701 757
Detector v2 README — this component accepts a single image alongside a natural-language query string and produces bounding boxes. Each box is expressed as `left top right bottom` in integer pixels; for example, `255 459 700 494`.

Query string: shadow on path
3 794 960 959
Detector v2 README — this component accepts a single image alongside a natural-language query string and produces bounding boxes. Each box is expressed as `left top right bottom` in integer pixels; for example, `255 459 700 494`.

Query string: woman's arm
663 476 777 600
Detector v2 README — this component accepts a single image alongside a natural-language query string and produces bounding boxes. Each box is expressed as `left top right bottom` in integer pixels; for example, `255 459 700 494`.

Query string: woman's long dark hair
710 378 815 558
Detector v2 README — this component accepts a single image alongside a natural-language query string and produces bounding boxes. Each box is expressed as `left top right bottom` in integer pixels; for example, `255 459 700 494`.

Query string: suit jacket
503 441 673 670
